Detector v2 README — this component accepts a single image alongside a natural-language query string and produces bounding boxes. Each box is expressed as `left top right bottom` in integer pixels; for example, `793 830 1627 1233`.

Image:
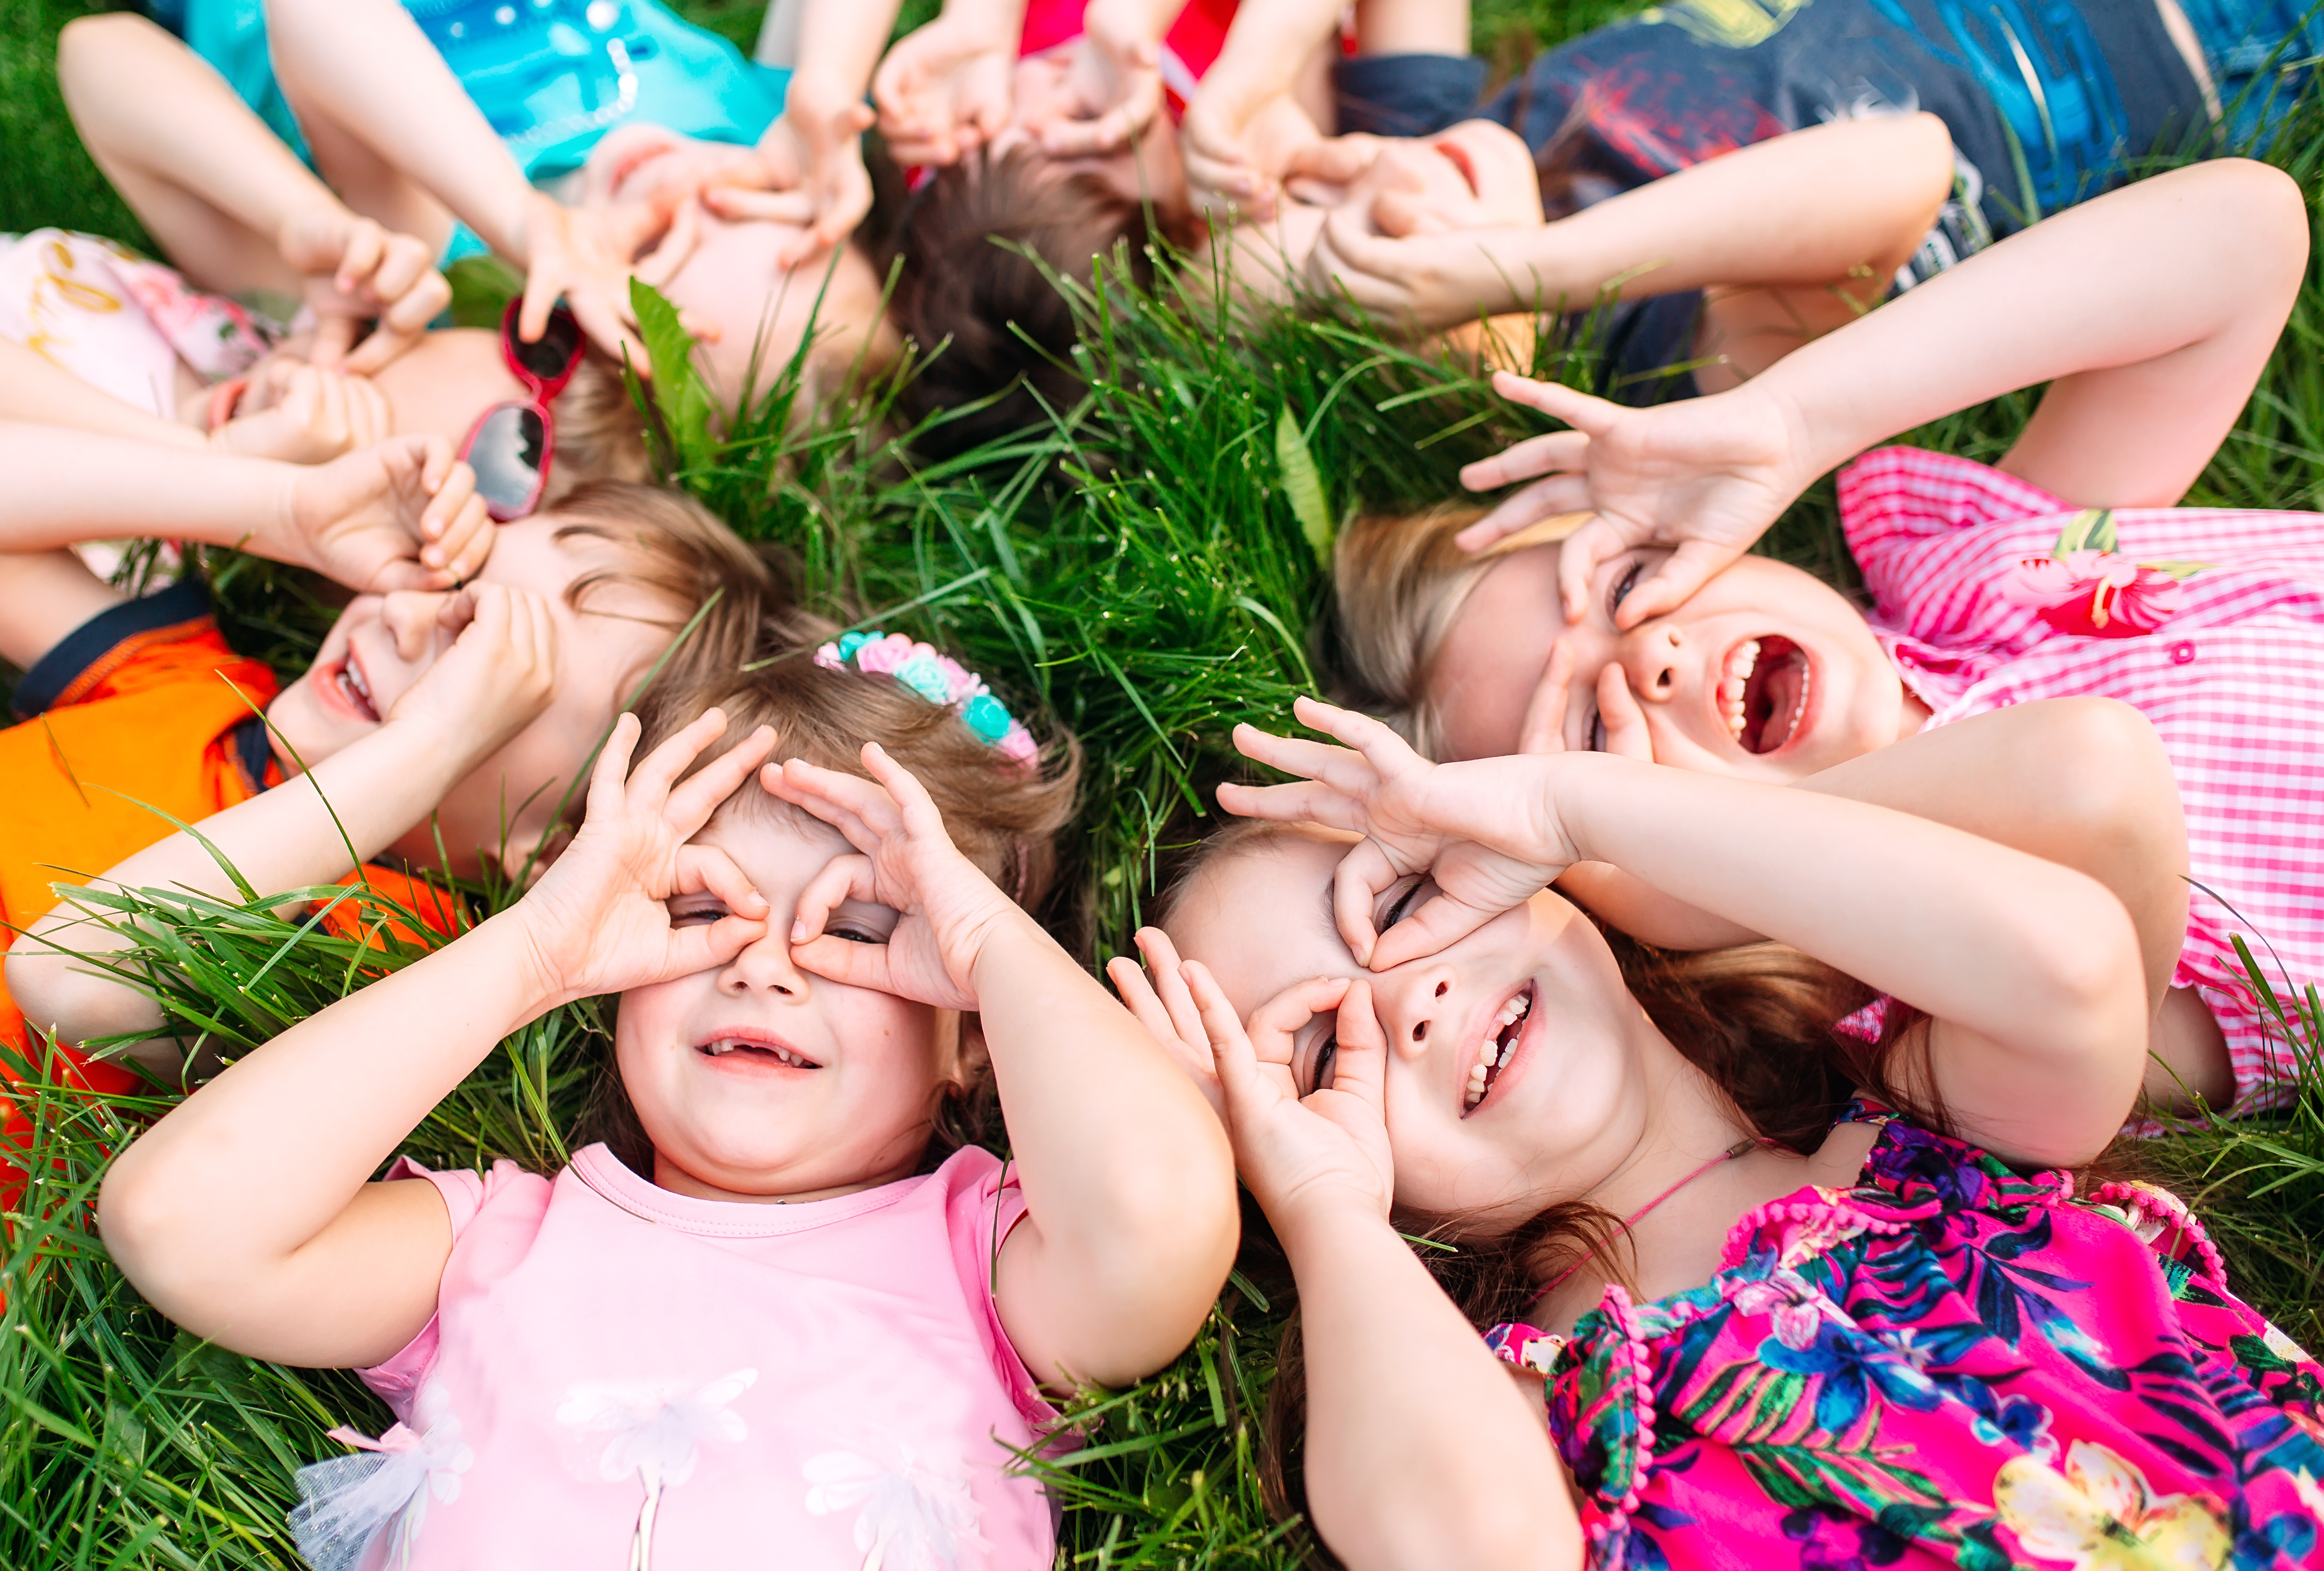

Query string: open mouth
1464 984 1533 1113
698 1036 821 1070
332 655 381 723
1717 637 1811 755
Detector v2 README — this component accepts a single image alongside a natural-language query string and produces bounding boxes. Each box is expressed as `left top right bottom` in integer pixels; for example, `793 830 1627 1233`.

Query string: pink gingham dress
1841 448 2324 1111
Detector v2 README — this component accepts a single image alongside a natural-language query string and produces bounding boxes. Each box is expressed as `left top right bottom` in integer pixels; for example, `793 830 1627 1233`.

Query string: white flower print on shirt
803 1443 989 1570
289 1382 473 1571
558 1367 757 1570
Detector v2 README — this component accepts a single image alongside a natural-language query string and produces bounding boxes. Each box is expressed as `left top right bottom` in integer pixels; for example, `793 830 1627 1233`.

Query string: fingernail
791 921 806 942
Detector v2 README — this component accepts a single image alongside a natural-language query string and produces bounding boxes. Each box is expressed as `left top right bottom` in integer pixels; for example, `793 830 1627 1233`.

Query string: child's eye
1380 877 1429 931
1607 560 1645 620
825 924 884 945
668 901 727 928
1588 709 1608 752
1304 1031 1340 1095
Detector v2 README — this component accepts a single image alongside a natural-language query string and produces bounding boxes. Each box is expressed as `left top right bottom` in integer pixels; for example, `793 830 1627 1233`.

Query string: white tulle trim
289 1393 471 1571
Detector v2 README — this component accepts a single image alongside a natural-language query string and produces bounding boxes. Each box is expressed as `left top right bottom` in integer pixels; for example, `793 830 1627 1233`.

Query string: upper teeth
1719 640 1759 739
343 662 373 702
1465 991 1531 1110
702 1039 813 1067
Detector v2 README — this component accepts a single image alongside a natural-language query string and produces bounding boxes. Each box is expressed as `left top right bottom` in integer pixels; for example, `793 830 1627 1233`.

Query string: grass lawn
2 3 2321 1567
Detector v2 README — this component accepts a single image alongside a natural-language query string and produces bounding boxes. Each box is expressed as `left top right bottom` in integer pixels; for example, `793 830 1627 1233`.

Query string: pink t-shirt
293 1143 1057 1570
1840 446 2324 1110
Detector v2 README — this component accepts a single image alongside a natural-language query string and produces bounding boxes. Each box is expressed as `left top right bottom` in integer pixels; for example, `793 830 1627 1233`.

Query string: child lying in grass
35 14 657 504
1333 158 2318 1115
1117 694 2324 1571
1 429 782 1098
63 3 899 399
96 651 1236 1570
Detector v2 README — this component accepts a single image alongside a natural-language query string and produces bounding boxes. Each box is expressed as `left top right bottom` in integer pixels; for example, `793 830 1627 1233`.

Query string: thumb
1594 663 1655 761
309 314 358 369
1282 135 1379 186
1617 538 1738 629
1327 979 1387 1118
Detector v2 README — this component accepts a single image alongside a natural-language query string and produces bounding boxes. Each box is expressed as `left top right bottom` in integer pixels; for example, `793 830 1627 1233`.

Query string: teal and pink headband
814 631 1038 765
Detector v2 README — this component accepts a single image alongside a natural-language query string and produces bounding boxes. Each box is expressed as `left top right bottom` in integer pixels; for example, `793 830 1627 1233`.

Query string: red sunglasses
459 298 585 521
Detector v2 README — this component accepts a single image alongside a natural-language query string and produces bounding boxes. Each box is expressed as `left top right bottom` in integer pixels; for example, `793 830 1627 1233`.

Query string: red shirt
1018 0 1240 118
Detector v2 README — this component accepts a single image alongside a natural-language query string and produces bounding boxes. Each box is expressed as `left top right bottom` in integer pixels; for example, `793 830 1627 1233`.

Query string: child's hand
277 207 452 375
710 93 877 267
1183 962 1394 1226
377 582 559 768
1106 926 1228 1121
1304 217 1538 329
873 13 1017 166
1458 371 1811 628
272 435 493 592
514 191 670 374
209 359 393 464
1034 2 1164 158
1219 697 1575 970
514 710 779 1004
763 744 1025 1010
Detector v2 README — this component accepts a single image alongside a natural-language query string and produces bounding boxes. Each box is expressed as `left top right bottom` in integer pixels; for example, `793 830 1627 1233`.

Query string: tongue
1741 640 1805 754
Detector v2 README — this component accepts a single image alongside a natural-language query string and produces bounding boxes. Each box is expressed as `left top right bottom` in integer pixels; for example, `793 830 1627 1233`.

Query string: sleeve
1837 447 2079 649
319 866 468 949
1332 53 1488 139
938 1146 1057 1429
359 1157 544 1415
9 579 262 720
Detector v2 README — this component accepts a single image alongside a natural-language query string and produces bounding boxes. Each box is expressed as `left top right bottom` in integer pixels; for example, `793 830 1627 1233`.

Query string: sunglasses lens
469 406 548 518
510 306 584 382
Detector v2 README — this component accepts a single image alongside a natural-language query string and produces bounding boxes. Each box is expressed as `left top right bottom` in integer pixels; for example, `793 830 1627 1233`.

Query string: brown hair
1329 504 1591 757
576 622 1084 1176
541 347 653 504
887 145 1166 457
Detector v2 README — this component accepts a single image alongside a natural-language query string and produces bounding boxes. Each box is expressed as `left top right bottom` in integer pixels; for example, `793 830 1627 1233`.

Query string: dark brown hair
887 145 1165 457
576 621 1083 1178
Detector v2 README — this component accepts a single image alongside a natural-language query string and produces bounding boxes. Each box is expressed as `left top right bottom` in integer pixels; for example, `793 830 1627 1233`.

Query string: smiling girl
1116 695 2323 1571
3 431 781 1098
1335 159 2322 1115
96 650 1235 1570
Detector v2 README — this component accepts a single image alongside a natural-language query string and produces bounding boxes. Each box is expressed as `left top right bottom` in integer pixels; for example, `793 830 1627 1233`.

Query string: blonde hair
1332 504 1591 758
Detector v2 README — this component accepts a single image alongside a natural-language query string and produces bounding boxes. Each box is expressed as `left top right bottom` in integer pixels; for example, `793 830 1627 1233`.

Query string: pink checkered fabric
1840 447 2324 1111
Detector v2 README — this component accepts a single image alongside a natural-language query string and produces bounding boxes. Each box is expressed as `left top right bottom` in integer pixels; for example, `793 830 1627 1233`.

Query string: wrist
1271 1184 1397 1255
470 905 579 1016
961 899 1060 1002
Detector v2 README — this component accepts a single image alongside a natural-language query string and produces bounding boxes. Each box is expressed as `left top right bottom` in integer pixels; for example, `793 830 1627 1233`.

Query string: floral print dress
1487 1106 2324 1571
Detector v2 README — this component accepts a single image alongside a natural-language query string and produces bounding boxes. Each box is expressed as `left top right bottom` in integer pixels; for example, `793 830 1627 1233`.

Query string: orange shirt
3 582 455 1098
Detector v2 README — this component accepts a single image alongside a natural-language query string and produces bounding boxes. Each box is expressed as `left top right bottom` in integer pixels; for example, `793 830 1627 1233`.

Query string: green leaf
2053 508 2118 555
629 278 716 473
2139 558 2212 581
1275 405 1333 567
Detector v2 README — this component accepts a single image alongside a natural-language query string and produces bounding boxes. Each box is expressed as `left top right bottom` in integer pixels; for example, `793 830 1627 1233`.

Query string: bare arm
1303 114 1954 329
972 915 1240 1389
1461 159 2313 624
1228 699 2165 1168
57 13 451 371
0 339 209 451
8 584 556 1053
97 713 776 1365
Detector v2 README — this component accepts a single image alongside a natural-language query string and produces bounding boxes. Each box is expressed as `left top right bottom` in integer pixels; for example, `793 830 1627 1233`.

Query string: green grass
3 2 2322 1567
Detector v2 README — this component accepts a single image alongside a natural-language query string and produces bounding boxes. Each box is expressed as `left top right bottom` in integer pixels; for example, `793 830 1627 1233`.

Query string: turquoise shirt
168 0 789 182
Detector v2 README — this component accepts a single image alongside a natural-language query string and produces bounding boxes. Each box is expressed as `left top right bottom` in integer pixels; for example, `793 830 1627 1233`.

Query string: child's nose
1385 965 1455 1063
1619 623 1685 703
721 926 811 1000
